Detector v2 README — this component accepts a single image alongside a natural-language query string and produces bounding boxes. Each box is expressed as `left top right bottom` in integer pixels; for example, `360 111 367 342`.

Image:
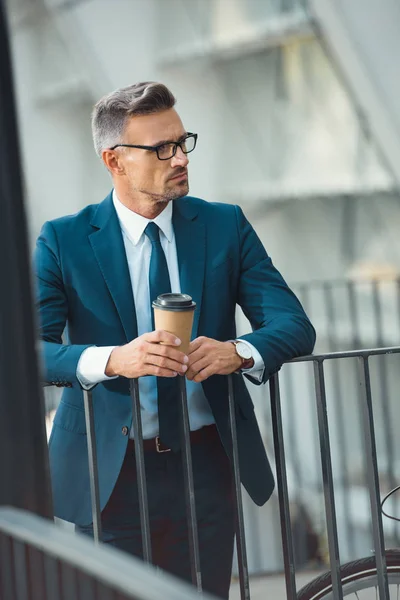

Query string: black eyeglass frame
110 132 198 160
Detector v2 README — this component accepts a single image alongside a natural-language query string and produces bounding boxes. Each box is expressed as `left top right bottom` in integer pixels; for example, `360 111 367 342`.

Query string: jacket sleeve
34 221 92 388
234 205 316 384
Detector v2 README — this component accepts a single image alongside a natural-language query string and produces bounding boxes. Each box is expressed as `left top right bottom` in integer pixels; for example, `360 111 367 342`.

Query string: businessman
35 81 315 599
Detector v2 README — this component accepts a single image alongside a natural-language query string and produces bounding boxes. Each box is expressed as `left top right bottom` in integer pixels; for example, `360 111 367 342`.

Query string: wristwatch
231 341 254 371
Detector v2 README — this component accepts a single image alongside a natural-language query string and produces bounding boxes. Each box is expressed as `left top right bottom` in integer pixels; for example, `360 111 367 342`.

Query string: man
35 81 315 599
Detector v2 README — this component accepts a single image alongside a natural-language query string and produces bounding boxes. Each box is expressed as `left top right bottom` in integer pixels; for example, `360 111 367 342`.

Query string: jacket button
121 426 129 436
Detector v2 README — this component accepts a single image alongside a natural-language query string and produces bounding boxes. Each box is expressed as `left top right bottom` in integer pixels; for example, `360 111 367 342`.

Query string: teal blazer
35 192 316 525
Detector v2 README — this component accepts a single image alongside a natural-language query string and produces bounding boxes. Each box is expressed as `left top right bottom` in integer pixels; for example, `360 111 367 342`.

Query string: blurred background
5 0 400 595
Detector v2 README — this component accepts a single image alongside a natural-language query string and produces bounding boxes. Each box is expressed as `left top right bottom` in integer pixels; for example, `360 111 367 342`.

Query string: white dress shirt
77 192 264 439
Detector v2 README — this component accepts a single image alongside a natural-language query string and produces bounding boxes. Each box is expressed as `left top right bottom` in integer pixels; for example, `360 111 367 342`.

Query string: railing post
178 376 202 593
324 282 354 558
357 356 389 599
372 281 398 544
227 375 250 600
130 379 152 564
83 390 102 544
269 373 297 600
313 359 344 600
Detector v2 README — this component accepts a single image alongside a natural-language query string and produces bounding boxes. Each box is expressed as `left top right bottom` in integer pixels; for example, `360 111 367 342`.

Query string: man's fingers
186 356 211 380
188 336 206 354
148 354 188 374
148 366 179 378
186 347 203 366
192 364 215 383
144 329 182 346
146 342 188 364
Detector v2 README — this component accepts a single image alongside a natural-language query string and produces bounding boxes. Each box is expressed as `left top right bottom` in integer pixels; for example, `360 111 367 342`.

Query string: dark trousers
77 425 235 599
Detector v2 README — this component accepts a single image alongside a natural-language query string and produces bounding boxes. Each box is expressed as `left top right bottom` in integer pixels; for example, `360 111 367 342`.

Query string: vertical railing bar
0 534 15 600
83 390 102 544
324 282 355 558
347 279 374 552
357 356 390 599
227 375 250 600
78 571 97 600
372 281 398 544
129 379 152 565
94 580 116 600
12 540 29 600
38 549 49 600
60 561 78 600
313 359 344 600
396 277 400 529
269 373 297 600
43 554 59 600
347 281 362 349
27 545 46 599
178 376 202 593
396 277 400 337
283 370 303 492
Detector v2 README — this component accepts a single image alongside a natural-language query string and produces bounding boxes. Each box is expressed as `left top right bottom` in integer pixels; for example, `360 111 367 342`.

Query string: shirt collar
112 190 173 246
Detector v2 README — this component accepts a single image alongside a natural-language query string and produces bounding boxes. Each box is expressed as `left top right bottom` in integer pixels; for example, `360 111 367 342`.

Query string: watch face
236 342 252 360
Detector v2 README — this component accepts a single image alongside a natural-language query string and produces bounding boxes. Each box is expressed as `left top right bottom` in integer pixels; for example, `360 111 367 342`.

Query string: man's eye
157 143 175 158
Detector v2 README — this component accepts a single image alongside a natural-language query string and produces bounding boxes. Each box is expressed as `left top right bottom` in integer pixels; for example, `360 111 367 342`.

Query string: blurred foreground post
0 0 53 518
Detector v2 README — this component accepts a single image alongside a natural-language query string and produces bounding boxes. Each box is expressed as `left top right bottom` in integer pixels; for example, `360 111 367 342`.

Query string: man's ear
102 149 125 176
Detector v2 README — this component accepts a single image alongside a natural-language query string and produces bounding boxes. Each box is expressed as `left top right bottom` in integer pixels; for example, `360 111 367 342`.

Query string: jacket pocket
53 401 87 435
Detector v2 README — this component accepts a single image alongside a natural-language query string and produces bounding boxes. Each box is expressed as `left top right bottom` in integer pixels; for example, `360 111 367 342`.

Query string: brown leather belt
127 424 218 454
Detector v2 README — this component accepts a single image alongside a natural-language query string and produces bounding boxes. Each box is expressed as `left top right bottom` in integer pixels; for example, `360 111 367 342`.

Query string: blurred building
6 0 400 577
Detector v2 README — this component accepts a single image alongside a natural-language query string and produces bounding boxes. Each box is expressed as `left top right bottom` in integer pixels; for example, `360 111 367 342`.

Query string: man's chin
164 182 189 201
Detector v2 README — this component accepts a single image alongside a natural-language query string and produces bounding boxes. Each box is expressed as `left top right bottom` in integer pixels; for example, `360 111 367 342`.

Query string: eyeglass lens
157 135 196 159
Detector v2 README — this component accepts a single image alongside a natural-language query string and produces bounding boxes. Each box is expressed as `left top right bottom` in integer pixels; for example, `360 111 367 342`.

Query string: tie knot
144 222 160 243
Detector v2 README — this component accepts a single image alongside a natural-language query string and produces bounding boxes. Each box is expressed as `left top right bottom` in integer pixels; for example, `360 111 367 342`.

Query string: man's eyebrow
151 132 188 146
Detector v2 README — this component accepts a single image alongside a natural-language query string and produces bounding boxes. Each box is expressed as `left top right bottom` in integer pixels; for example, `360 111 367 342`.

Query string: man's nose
171 145 189 167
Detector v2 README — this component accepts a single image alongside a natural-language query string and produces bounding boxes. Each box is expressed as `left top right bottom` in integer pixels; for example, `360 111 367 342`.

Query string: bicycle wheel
297 549 400 599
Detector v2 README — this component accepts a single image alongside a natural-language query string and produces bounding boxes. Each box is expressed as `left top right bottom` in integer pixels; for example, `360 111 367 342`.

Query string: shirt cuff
76 346 118 390
237 339 265 383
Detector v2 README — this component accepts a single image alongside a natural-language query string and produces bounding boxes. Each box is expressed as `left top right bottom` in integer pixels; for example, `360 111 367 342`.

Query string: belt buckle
156 436 171 453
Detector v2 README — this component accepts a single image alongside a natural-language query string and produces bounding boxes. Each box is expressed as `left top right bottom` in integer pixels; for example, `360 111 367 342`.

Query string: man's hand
105 330 189 379
186 337 244 382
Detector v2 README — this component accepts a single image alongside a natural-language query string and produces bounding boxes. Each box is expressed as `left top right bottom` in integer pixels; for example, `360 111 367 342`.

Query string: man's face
113 108 190 204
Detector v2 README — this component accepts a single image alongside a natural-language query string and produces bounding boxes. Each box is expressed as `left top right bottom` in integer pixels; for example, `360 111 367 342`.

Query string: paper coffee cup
152 293 196 354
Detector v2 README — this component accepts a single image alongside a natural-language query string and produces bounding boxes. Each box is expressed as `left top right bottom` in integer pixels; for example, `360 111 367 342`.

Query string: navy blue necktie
145 222 172 323
144 222 180 449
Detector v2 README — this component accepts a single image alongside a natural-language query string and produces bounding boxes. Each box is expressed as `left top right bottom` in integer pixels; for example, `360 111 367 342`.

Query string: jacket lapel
89 193 137 342
173 198 205 339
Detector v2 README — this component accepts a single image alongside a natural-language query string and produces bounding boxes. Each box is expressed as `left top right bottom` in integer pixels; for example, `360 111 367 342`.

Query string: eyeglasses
110 132 198 161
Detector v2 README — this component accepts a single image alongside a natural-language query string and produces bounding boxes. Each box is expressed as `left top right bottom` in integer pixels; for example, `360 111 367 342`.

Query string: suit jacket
35 192 316 525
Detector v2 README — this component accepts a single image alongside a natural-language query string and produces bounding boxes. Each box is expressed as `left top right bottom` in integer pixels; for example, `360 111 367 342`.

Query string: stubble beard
163 180 189 202
142 180 189 204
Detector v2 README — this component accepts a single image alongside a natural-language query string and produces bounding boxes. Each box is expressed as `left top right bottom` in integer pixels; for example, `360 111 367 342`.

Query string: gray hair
91 82 176 157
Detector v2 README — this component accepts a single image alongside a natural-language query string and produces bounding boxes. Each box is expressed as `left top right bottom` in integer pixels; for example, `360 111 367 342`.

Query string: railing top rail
42 347 400 388
0 507 215 600
288 345 400 364
292 275 400 289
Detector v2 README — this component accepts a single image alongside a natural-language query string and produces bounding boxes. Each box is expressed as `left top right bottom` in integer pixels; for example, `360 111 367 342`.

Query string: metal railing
83 373 250 599
0 506 215 600
67 345 400 599
272 346 400 600
254 276 400 570
42 275 400 575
